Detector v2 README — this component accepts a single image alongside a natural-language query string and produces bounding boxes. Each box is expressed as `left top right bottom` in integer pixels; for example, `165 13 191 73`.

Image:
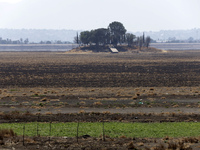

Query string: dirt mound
67 45 163 53
66 45 110 53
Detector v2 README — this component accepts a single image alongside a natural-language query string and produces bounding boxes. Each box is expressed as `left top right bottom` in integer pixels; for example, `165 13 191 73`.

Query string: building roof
110 48 119 53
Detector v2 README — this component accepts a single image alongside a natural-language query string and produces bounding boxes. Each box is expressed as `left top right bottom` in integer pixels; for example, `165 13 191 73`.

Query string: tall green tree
138 36 143 50
74 32 80 44
24 38 29 44
80 31 91 45
108 21 126 46
126 33 136 46
145 36 151 48
90 28 109 46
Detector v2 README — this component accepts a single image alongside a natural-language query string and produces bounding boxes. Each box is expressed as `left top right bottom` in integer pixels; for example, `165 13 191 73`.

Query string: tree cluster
0 37 29 44
75 21 151 49
135 34 151 50
38 40 71 44
0 37 72 44
166 37 200 43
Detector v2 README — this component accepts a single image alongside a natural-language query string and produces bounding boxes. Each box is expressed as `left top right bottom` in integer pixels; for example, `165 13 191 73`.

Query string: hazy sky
0 0 200 32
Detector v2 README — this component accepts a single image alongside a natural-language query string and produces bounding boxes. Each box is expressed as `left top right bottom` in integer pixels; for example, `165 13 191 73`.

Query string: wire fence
1 121 200 146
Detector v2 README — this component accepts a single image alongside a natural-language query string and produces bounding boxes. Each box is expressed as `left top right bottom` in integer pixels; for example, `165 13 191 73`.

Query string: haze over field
0 0 200 32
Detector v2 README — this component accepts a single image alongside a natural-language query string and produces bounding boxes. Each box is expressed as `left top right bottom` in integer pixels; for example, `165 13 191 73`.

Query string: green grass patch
0 122 199 138
31 94 46 97
10 89 18 92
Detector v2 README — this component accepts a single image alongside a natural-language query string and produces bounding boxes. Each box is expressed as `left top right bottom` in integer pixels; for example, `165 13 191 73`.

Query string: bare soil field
0 50 200 149
1 135 200 150
0 51 200 87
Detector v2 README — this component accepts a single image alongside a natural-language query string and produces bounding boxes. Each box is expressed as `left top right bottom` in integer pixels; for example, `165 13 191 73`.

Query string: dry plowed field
0 51 200 115
0 51 200 87
0 51 200 149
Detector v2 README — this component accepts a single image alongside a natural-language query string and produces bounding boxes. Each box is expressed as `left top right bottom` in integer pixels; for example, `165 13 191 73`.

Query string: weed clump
0 129 16 139
93 101 103 106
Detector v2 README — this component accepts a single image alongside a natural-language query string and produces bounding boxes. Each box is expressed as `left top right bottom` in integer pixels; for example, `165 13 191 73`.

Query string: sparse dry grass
93 101 103 105
132 95 138 100
0 129 16 138
79 101 86 105
79 110 86 113
45 111 52 115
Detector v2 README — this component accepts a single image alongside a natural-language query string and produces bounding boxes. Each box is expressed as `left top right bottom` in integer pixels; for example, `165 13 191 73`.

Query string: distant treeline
0 37 72 44
135 28 200 42
1 26 199 45
165 37 200 43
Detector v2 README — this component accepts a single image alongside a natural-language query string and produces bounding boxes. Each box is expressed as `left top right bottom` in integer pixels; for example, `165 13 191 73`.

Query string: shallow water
151 43 200 50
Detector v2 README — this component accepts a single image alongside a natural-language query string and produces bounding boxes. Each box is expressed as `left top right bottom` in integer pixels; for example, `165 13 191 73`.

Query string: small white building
110 48 119 53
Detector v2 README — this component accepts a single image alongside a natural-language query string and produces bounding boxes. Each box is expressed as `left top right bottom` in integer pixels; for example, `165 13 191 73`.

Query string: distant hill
0 28 200 43
133 28 200 42
0 29 82 43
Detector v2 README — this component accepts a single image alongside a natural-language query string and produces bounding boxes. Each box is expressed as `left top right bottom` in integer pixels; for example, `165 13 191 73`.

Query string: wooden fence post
76 122 79 143
23 123 25 146
49 122 52 143
103 121 105 141
37 114 40 137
